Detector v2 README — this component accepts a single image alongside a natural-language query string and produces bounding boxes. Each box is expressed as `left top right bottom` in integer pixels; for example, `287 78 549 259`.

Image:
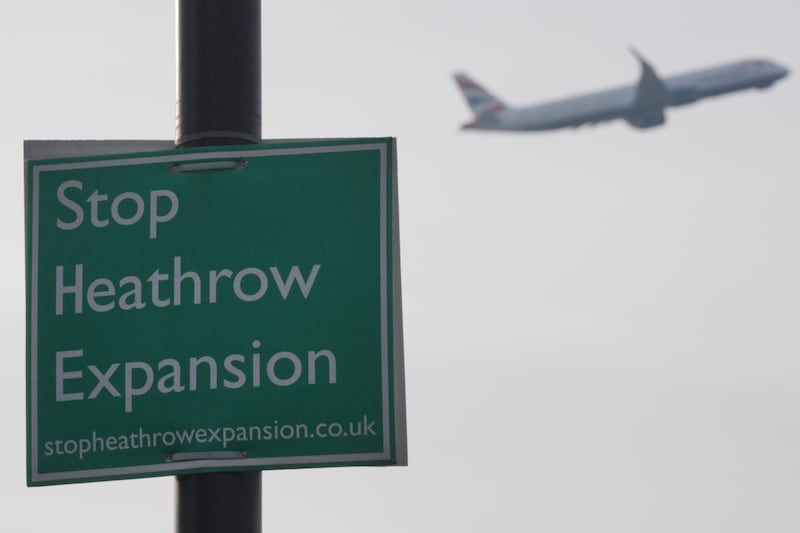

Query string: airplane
454 50 790 131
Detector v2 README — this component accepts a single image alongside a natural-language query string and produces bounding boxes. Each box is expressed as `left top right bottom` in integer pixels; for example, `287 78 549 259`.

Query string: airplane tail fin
453 72 507 118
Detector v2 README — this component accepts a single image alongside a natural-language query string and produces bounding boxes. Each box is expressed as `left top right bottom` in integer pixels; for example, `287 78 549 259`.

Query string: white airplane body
455 52 789 131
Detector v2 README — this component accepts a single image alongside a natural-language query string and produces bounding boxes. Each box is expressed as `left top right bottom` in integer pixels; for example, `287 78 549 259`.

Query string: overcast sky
3 1 799 531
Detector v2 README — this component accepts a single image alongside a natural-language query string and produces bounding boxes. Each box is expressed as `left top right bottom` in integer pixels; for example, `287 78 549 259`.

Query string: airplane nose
776 65 790 79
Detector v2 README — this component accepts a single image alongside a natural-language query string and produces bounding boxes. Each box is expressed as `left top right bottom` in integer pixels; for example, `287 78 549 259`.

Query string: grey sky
3 0 799 531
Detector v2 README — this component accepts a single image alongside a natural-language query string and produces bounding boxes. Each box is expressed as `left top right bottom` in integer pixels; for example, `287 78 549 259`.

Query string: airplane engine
668 87 700 106
626 108 666 129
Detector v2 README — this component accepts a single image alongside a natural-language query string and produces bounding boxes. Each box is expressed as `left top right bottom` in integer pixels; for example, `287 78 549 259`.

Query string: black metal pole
175 0 262 532
176 0 261 148
176 471 262 533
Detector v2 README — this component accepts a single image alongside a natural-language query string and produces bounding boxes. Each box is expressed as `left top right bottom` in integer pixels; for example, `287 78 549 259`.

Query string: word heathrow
55 256 321 315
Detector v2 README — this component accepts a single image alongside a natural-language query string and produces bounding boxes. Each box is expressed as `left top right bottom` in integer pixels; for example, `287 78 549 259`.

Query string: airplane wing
626 48 668 128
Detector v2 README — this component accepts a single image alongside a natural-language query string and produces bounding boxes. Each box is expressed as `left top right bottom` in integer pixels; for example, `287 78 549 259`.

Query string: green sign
26 139 405 486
